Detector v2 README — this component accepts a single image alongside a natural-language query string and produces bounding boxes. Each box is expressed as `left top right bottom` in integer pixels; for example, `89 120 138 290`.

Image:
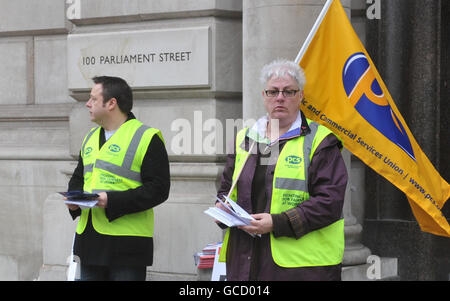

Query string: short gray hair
260 59 306 90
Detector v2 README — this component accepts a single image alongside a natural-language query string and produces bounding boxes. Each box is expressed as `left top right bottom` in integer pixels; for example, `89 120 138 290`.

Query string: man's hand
66 203 80 211
96 192 108 208
239 213 273 235
63 197 79 211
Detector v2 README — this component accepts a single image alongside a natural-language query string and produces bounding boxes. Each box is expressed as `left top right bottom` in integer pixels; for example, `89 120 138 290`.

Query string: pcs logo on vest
107 144 122 157
285 155 302 168
108 144 121 153
84 146 93 156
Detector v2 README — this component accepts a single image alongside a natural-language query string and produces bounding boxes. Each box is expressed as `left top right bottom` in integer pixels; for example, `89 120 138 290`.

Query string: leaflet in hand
59 191 99 200
204 195 255 227
59 191 99 209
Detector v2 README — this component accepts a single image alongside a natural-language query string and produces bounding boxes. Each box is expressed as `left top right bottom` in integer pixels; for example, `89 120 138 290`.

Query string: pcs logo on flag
342 52 415 161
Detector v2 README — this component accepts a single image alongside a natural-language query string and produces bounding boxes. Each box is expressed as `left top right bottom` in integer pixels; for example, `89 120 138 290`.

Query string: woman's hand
214 200 232 224
239 213 273 235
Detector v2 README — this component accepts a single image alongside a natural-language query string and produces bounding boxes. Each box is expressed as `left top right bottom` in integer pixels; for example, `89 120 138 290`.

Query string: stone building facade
0 0 447 281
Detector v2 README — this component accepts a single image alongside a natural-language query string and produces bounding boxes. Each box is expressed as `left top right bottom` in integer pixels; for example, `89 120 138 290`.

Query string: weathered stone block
42 194 78 266
0 111 71 160
69 102 97 158
149 162 224 276
35 35 73 104
0 37 31 105
0 0 68 35
0 255 19 281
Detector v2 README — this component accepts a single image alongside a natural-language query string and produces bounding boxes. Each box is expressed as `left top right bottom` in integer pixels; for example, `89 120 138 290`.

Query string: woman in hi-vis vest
215 59 347 281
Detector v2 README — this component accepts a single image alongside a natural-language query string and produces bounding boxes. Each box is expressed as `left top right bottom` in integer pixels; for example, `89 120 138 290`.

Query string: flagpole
294 0 334 64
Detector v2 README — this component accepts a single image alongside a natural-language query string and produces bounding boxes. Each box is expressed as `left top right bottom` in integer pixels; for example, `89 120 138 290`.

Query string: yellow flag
297 0 450 237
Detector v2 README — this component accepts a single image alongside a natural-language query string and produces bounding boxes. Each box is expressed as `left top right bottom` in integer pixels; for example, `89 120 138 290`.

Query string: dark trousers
79 264 147 281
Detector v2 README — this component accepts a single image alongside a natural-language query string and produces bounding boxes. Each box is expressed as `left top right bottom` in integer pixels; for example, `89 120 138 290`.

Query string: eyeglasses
264 89 299 98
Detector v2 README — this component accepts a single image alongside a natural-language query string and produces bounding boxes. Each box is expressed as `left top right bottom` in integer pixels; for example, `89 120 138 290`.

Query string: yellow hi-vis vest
77 119 164 237
219 119 345 267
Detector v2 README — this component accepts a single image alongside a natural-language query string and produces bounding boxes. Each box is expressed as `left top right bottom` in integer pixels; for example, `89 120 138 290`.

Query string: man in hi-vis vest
66 76 170 281
215 59 347 281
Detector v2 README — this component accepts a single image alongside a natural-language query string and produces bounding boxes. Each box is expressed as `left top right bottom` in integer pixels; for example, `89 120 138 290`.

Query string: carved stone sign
67 26 210 91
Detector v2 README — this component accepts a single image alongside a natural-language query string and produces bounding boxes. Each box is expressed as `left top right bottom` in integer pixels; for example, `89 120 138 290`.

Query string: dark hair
92 76 133 114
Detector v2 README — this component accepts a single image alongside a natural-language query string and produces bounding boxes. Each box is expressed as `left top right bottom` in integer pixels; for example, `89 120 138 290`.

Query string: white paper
64 199 98 209
204 196 260 237
211 243 226 281
221 195 254 223
204 207 247 227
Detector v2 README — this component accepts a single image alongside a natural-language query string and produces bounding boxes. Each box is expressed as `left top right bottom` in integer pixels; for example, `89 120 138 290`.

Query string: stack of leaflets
204 195 260 237
59 191 99 209
194 243 220 269
204 195 254 227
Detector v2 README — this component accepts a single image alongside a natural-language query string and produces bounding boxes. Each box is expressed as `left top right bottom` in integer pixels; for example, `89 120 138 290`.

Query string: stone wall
0 0 73 281
0 0 242 281
2 0 437 282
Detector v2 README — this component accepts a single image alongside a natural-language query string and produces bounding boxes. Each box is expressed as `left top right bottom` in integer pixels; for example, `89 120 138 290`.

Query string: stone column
364 0 449 280
243 0 343 121
342 150 371 266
